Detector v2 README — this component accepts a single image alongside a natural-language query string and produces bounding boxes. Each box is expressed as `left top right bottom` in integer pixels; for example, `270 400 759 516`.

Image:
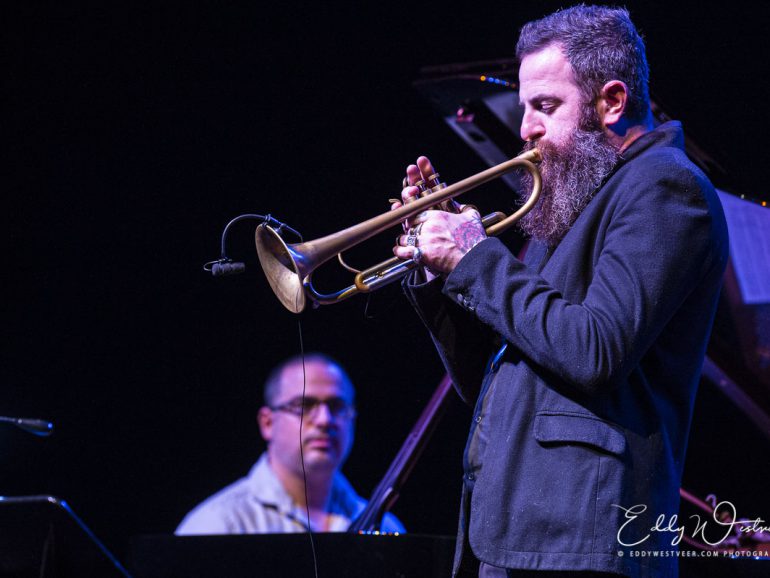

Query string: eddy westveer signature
613 502 770 547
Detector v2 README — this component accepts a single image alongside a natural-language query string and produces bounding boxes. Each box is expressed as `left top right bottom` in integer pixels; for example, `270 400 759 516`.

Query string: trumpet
256 149 542 313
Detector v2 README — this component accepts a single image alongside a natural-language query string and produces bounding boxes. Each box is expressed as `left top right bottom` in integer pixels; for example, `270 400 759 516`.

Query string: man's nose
311 402 333 425
520 112 544 142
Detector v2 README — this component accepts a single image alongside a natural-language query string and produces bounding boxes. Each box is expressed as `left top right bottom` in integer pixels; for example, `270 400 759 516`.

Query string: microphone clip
203 213 302 277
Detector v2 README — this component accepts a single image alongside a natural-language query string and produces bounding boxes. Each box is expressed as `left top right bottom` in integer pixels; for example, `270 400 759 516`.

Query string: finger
389 199 410 231
391 200 408 231
461 205 481 219
392 244 421 262
397 232 421 247
401 184 421 205
405 165 426 202
434 199 462 215
416 156 437 182
393 244 413 260
417 156 455 214
406 164 423 187
403 213 422 231
449 200 464 214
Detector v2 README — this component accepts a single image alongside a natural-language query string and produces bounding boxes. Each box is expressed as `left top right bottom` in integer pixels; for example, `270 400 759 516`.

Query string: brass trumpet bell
255 226 313 313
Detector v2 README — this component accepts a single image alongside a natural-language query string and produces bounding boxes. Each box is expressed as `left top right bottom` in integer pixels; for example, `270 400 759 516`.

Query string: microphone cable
296 317 320 578
204 212 318 576
203 214 302 276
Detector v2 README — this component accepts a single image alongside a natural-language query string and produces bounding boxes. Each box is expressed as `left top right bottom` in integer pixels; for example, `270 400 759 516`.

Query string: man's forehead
518 44 577 101
278 360 352 398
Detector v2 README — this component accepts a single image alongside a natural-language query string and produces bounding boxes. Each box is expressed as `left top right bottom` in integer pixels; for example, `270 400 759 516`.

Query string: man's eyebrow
519 92 546 105
519 93 561 106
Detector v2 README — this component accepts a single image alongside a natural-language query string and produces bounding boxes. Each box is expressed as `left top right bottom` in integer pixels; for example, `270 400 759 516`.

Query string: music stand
0 495 131 577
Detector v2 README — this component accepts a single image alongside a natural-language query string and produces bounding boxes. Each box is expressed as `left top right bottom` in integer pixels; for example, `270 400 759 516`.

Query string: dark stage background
3 0 769 567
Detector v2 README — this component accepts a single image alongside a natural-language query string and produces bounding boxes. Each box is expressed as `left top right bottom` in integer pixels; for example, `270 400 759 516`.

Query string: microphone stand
0 416 132 576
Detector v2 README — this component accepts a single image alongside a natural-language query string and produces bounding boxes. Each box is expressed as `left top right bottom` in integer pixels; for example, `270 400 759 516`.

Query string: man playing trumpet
393 5 728 577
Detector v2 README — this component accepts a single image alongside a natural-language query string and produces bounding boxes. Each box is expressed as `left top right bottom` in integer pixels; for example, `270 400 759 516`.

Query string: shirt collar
618 120 685 165
247 453 366 529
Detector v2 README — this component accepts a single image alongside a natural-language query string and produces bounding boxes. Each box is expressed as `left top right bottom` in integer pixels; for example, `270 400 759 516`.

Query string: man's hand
391 156 486 275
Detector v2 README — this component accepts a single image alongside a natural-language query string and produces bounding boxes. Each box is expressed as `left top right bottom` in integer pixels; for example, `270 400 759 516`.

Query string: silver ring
412 247 423 264
406 235 417 247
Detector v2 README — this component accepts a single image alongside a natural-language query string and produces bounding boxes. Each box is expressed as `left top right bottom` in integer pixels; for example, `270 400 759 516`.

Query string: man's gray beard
518 127 621 247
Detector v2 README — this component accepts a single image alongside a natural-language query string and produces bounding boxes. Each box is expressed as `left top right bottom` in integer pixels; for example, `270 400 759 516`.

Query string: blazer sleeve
402 274 498 405
441 153 728 396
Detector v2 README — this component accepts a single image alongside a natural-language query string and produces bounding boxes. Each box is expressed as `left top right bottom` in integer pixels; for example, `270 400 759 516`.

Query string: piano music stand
0 495 131 577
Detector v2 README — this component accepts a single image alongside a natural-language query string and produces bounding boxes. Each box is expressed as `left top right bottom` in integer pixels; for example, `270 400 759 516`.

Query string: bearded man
392 6 727 578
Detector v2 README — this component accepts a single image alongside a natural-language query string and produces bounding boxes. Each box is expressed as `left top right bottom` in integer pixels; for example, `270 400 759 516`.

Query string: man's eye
325 399 346 413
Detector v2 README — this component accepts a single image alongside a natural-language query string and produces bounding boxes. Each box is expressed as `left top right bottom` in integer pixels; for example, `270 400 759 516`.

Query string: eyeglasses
270 396 356 421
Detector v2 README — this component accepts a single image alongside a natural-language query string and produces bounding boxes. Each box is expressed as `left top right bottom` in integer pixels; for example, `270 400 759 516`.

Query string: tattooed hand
392 155 486 275
394 207 486 274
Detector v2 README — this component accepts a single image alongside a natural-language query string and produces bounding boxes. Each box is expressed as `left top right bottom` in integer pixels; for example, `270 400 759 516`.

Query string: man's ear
258 406 273 442
598 80 628 127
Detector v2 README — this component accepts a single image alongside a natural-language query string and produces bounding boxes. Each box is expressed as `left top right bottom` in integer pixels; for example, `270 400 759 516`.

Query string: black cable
297 317 319 578
202 213 302 274
219 214 302 259
204 213 318 575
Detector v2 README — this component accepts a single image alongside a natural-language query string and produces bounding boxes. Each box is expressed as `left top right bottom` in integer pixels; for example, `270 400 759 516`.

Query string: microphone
0 416 54 437
203 214 302 278
211 261 246 276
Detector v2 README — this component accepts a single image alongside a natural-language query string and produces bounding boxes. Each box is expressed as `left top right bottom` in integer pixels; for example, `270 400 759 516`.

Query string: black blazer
405 122 729 578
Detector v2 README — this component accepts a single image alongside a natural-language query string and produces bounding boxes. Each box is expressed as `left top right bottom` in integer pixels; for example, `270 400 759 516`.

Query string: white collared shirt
176 453 405 534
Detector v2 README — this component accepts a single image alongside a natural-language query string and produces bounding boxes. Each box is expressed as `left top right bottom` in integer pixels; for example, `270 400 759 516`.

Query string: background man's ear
258 406 273 443
599 80 628 127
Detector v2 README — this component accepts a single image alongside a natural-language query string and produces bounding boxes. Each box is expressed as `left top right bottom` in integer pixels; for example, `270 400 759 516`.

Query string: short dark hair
262 353 355 407
516 5 650 123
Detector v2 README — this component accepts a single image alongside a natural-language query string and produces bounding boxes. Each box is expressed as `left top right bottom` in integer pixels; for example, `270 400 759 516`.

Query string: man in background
176 353 404 534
